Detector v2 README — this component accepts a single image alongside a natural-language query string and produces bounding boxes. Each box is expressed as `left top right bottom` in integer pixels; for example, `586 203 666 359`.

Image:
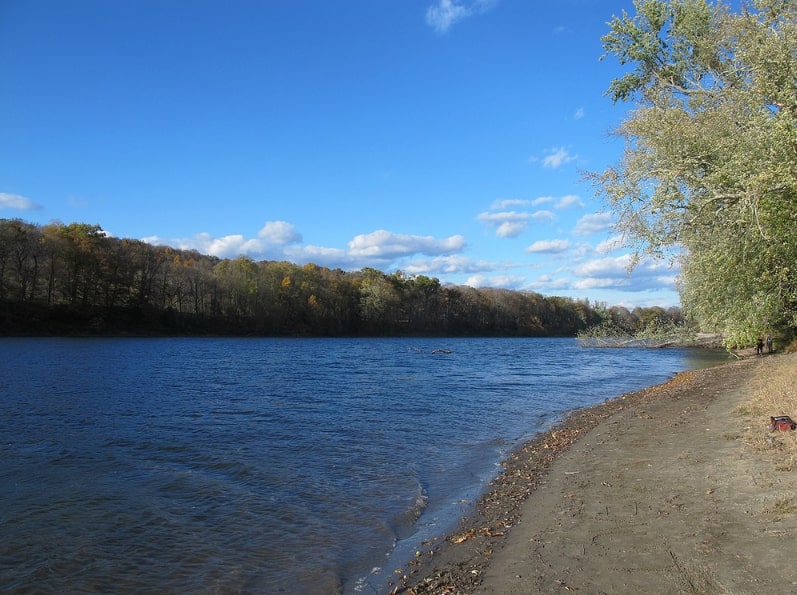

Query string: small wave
386 475 428 541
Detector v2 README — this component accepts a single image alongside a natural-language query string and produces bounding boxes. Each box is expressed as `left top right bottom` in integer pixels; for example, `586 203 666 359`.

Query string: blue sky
0 0 680 308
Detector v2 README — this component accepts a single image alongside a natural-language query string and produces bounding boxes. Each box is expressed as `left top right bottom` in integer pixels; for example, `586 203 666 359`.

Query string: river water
0 337 728 593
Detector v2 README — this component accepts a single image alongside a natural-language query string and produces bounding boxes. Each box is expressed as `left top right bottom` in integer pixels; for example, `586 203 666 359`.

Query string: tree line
0 218 681 337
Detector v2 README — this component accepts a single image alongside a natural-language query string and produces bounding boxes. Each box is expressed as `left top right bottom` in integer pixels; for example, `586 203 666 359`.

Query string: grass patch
736 355 797 470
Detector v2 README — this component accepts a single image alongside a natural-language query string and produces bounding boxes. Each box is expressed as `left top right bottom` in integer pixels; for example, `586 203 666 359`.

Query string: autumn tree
0 220 42 301
358 267 401 332
52 223 107 305
592 0 797 345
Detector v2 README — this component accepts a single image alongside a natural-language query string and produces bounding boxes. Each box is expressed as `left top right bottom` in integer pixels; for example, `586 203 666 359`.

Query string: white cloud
567 242 593 260
257 220 301 244
556 194 583 209
595 234 624 254
426 0 468 32
212 235 252 256
495 221 527 238
425 0 497 33
403 254 498 276
477 210 529 237
490 198 530 209
574 107 585 120
572 276 627 290
0 192 41 211
476 197 556 238
464 273 525 289
525 250 679 302
528 274 571 292
144 220 304 259
531 210 556 222
570 255 679 292
477 209 554 238
284 244 348 267
185 233 254 258
347 229 465 259
573 212 613 236
573 254 634 278
542 147 577 169
489 195 579 212
526 239 570 254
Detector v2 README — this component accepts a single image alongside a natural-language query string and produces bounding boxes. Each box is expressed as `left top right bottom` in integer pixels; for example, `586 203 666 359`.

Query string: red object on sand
769 415 797 431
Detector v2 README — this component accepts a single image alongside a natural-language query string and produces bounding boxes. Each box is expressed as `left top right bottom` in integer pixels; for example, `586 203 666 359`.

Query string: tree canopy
592 0 797 346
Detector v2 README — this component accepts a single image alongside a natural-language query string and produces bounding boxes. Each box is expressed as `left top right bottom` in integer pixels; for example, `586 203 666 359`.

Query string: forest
0 218 682 337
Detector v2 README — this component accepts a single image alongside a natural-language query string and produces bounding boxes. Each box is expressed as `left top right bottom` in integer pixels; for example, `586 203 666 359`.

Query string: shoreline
389 372 673 594
391 354 788 594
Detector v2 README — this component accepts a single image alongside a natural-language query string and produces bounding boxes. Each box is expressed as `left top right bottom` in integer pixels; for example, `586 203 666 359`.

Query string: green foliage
592 0 797 347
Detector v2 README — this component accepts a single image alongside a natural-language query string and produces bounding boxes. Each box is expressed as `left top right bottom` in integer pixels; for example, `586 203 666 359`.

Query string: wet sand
393 354 797 594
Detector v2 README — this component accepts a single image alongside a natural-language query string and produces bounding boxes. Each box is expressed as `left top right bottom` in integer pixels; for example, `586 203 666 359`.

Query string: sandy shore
392 353 797 594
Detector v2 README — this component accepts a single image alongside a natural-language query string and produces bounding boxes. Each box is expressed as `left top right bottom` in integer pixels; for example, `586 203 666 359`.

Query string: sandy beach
393 353 797 594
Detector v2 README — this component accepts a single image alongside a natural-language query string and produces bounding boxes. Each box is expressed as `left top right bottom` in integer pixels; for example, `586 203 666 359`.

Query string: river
0 337 728 593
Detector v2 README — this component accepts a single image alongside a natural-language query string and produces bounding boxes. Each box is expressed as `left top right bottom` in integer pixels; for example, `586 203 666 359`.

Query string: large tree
592 0 797 346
